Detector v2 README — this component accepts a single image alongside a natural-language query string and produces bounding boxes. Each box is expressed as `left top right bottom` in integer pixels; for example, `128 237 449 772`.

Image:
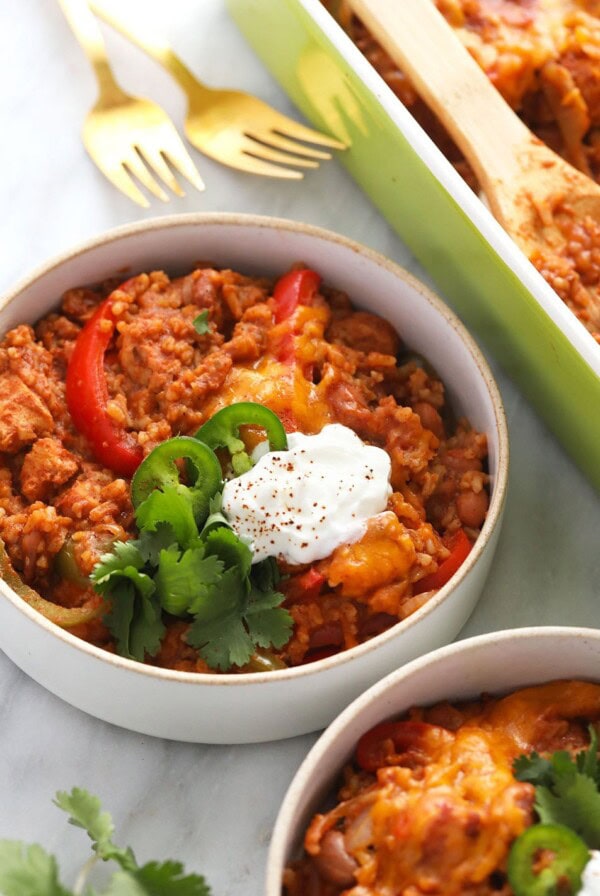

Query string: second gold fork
90 1 346 180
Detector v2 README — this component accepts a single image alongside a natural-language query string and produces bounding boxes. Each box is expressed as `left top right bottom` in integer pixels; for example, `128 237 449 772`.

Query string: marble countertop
1 1 598 893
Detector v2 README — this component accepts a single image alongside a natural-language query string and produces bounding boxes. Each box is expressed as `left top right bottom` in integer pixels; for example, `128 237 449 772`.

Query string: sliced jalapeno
194 402 287 476
130 436 222 522
508 823 589 896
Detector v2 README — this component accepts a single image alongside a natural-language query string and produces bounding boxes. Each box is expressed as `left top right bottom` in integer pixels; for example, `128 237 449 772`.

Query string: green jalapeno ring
130 436 222 520
508 823 590 896
194 402 288 477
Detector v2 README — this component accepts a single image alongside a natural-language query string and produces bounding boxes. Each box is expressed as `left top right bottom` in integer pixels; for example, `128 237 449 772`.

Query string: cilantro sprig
0 788 210 896
91 445 293 671
513 726 600 848
507 729 600 894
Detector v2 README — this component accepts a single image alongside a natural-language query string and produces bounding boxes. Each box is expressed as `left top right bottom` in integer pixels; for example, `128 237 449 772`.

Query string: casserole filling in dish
326 0 600 342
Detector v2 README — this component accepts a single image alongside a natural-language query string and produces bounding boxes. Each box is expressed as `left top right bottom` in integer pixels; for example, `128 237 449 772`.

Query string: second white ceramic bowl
0 213 507 743
266 626 600 894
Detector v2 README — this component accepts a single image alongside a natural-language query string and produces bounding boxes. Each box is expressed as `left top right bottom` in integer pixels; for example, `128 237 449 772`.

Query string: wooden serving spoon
346 0 600 263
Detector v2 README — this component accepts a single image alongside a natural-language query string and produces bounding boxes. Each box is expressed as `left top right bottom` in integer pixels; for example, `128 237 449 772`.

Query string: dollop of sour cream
580 852 600 895
221 423 392 564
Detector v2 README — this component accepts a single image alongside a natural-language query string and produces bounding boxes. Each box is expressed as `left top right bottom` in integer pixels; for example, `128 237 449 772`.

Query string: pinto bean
327 311 400 356
308 622 343 651
314 830 358 887
442 448 482 475
456 489 489 528
413 401 444 439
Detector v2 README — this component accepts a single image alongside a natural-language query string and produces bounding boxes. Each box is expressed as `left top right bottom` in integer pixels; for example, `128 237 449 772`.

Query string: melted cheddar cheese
287 680 600 896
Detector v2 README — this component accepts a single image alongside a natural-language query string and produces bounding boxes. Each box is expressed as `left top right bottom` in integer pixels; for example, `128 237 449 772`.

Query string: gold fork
89 1 347 179
57 0 204 206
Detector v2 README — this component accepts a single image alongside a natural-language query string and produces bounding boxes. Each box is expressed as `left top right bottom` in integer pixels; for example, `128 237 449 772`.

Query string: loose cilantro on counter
0 788 210 896
90 406 294 672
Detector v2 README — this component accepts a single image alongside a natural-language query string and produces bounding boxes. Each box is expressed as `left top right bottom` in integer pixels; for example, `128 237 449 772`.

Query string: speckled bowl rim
265 625 600 893
0 212 508 689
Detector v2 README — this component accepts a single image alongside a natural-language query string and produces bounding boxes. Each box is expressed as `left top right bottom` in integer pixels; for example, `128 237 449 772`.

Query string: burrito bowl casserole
284 677 600 896
0 261 489 675
326 0 600 343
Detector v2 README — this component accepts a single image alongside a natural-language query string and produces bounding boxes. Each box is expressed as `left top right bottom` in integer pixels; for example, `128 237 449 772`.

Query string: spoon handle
346 0 532 194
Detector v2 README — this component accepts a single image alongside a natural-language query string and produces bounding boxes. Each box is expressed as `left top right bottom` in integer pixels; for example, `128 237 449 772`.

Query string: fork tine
242 137 320 169
155 129 206 193
220 150 305 180
122 150 170 202
272 117 347 150
137 146 186 196
248 131 332 161
94 159 151 208
162 149 206 193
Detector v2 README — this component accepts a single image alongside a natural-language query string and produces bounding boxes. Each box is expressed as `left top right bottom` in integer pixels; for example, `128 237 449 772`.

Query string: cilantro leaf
135 485 199 550
127 591 165 663
129 860 210 895
92 559 155 603
535 774 600 847
103 579 136 656
91 542 145 589
54 788 136 871
189 609 255 670
578 726 600 782
199 492 231 536
90 542 164 662
514 728 600 789
513 751 554 787
103 578 164 662
135 524 179 567
187 566 247 623
103 862 209 896
101 874 143 896
155 545 223 617
0 842 72 896
251 556 281 592
245 575 292 650
245 592 293 650
187 563 292 668
193 311 210 335
203 527 252 578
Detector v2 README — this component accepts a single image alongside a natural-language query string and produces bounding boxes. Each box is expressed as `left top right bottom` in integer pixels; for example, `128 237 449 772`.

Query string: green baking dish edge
227 0 600 491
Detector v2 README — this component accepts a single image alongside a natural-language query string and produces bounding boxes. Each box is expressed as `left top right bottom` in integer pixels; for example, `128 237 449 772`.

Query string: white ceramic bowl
266 626 600 894
0 213 508 743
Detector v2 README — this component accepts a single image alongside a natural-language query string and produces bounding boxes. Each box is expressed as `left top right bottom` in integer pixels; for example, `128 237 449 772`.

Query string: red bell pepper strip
273 268 322 324
413 528 472 594
66 294 143 478
284 566 326 604
273 268 321 365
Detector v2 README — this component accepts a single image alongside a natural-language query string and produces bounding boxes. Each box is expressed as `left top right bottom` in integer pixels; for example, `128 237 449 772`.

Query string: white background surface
1 1 599 894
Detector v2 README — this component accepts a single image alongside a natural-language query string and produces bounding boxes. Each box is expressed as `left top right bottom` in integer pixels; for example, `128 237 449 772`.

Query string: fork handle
57 0 123 98
89 1 212 100
347 0 534 192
